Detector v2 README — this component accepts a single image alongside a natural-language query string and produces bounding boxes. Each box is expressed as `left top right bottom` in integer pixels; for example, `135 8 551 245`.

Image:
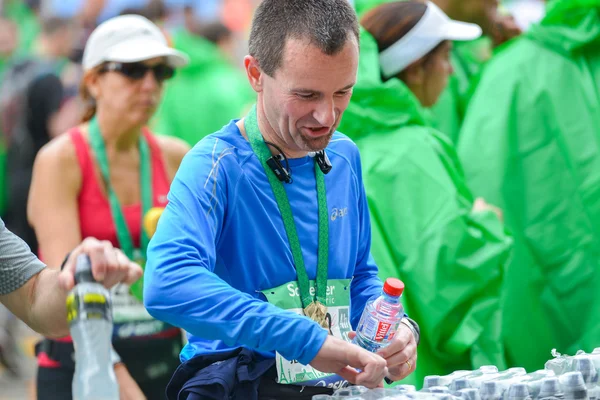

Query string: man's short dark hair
248 0 359 77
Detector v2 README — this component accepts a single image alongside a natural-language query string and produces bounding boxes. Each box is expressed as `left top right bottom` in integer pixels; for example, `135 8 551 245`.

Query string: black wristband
60 252 71 271
403 317 420 346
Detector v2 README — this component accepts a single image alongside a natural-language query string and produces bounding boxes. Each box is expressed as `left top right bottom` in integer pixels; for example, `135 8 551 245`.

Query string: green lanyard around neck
88 117 153 262
244 105 330 326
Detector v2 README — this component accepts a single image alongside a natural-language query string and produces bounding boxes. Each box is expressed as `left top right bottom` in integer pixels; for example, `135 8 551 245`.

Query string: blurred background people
458 0 600 371
340 0 512 386
27 14 190 400
152 17 254 146
355 0 523 145
0 16 82 254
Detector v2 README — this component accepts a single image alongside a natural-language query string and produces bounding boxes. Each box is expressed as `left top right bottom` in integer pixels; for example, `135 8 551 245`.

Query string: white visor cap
83 14 189 71
379 1 482 79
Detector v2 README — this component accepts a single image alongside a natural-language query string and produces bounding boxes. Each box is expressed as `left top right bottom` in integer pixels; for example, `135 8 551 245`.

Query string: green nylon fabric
429 38 492 144
153 29 255 146
354 0 492 144
457 0 600 371
244 105 329 309
338 29 513 387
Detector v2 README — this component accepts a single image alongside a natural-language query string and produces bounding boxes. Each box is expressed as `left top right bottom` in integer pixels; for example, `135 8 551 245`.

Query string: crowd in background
3 0 600 397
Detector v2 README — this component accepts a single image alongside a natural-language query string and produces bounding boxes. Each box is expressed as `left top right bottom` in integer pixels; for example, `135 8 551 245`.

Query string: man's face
260 36 359 154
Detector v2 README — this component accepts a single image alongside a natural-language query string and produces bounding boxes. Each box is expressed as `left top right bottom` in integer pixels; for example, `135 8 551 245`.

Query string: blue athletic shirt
144 120 383 366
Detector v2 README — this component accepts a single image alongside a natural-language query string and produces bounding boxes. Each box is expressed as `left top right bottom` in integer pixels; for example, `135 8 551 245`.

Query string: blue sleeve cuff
294 325 329 366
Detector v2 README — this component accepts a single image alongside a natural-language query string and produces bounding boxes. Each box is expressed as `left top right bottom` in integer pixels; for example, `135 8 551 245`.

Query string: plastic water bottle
560 372 588 400
573 357 599 400
459 388 482 400
506 383 532 400
67 254 119 400
353 278 405 353
539 377 563 400
480 381 503 400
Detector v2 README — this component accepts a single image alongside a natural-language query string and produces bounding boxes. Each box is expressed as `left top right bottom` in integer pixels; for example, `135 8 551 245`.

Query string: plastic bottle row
312 348 600 400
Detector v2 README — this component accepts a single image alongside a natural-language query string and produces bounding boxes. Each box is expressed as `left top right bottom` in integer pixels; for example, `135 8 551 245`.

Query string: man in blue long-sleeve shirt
144 0 419 398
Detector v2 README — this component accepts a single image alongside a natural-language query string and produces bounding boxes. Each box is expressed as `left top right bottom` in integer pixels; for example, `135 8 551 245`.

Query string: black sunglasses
100 61 175 82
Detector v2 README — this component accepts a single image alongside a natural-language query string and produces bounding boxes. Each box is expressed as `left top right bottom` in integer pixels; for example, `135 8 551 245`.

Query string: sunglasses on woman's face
100 61 175 82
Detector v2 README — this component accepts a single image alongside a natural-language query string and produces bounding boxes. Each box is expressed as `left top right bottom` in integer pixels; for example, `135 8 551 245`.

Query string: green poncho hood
529 0 600 54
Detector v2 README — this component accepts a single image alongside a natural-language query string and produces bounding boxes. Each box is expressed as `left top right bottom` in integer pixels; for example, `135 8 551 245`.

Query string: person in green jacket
339 1 513 387
153 24 254 146
0 18 19 216
355 0 521 146
430 0 523 144
458 0 600 372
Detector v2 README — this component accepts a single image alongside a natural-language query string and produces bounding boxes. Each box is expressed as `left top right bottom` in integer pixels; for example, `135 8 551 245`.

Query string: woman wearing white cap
27 14 190 400
338 1 513 385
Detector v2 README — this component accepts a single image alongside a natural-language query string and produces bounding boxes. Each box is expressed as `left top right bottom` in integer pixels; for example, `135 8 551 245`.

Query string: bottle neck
381 291 401 303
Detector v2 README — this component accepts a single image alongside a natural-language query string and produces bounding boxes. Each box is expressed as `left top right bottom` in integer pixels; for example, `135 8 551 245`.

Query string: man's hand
473 197 504 222
347 323 417 383
59 238 143 291
115 363 147 400
376 323 417 382
310 335 388 389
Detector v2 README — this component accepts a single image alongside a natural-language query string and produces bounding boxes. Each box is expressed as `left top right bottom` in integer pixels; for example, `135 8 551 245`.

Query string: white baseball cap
379 1 482 79
82 14 189 71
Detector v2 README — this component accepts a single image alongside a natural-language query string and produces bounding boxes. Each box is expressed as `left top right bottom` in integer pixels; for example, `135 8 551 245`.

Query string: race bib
262 279 352 390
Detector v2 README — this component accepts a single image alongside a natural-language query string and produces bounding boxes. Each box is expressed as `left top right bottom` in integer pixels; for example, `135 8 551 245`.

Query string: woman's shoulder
150 133 191 180
36 125 84 169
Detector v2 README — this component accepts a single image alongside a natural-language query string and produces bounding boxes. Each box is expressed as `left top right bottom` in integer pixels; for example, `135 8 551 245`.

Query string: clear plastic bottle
539 377 564 400
67 254 119 400
480 381 503 400
573 357 599 400
506 383 532 400
560 372 589 400
354 278 405 353
459 388 481 400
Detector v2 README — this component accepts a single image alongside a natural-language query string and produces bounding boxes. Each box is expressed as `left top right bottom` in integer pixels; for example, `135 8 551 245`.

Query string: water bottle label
262 279 352 389
357 313 400 345
67 291 111 324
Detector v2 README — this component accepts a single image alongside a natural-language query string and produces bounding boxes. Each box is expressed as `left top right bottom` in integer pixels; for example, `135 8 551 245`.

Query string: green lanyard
244 105 330 327
88 117 153 263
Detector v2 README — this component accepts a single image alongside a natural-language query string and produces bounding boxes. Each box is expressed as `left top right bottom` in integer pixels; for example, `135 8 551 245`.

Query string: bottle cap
452 378 469 391
481 381 500 396
459 388 481 400
539 377 560 397
383 278 404 297
507 383 530 399
573 356 598 384
396 385 416 393
560 372 586 390
74 254 95 284
424 376 442 389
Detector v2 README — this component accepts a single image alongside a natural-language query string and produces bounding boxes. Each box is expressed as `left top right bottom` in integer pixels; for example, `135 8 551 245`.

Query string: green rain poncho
429 38 491 144
153 30 254 146
458 0 600 371
338 30 512 387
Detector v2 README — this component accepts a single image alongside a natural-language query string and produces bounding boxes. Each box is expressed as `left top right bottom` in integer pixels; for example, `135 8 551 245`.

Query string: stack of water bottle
313 278 600 400
312 348 600 400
